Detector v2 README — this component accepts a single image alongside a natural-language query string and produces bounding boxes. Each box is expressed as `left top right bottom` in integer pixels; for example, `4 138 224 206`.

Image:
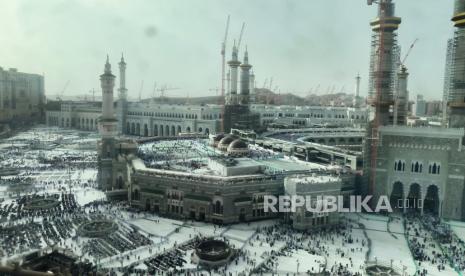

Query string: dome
228 139 248 150
218 135 237 151
213 133 225 142
210 133 226 147
227 139 249 155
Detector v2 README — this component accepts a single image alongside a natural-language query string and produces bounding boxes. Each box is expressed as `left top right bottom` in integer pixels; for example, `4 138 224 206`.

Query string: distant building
0 67 45 126
415 94 426 116
45 54 366 134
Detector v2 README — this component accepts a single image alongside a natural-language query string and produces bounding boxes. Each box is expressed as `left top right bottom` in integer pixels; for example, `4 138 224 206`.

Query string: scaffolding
364 0 401 199
447 0 465 127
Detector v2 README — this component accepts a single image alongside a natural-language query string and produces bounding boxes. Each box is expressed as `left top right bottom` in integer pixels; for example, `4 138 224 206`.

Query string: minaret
227 43 241 105
117 54 128 134
353 74 361 108
239 49 252 105
364 0 402 203
118 54 127 100
367 0 401 126
393 66 409 125
249 70 256 104
446 0 465 127
226 69 231 104
98 55 117 191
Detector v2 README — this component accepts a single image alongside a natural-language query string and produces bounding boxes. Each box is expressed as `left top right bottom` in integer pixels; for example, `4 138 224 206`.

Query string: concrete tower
117 54 128 134
353 74 362 108
226 69 231 99
98 55 117 191
249 70 256 104
227 44 241 105
393 66 409 125
367 0 401 126
447 0 465 128
239 49 252 105
363 0 401 199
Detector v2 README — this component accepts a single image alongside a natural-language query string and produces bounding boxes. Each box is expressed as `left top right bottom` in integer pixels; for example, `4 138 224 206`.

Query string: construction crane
220 15 230 133
400 38 419 67
89 88 96 102
157 85 180 98
56 80 70 101
236 22 245 54
152 82 157 98
221 15 230 101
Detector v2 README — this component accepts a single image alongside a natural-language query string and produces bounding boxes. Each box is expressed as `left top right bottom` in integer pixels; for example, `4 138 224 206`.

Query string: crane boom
401 38 419 66
237 22 245 53
222 15 230 54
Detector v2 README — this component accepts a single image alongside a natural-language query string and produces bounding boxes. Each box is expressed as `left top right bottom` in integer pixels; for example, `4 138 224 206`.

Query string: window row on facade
394 160 441 175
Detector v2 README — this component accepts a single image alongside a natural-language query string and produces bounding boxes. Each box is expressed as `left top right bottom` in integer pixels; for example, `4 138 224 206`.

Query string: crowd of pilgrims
251 223 365 276
104 222 367 276
0 193 78 257
81 220 152 260
0 144 96 171
0 193 154 263
405 213 459 275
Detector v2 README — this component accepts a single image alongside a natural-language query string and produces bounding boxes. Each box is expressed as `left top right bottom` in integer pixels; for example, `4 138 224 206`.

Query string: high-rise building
0 67 45 125
416 94 426 116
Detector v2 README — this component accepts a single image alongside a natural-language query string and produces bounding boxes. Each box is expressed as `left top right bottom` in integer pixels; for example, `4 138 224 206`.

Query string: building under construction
223 45 260 133
366 0 465 220
363 0 402 197
444 0 465 128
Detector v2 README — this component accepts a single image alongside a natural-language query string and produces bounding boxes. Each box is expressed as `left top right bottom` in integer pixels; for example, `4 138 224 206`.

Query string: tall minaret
226 69 231 102
227 44 241 105
393 66 409 125
249 70 256 104
447 0 465 127
98 55 117 190
117 54 128 134
364 0 401 202
367 0 401 126
239 49 252 105
99 55 117 134
353 74 361 108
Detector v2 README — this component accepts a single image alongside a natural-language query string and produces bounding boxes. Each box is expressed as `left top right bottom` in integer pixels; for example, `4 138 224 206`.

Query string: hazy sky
0 0 454 100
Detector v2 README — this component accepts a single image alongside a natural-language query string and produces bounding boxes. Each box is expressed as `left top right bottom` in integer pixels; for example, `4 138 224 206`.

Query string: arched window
133 189 140 201
214 201 222 214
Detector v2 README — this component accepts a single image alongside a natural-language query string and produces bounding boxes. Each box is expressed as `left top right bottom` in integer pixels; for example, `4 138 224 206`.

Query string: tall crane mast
220 15 230 133
221 15 230 100
57 80 70 101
